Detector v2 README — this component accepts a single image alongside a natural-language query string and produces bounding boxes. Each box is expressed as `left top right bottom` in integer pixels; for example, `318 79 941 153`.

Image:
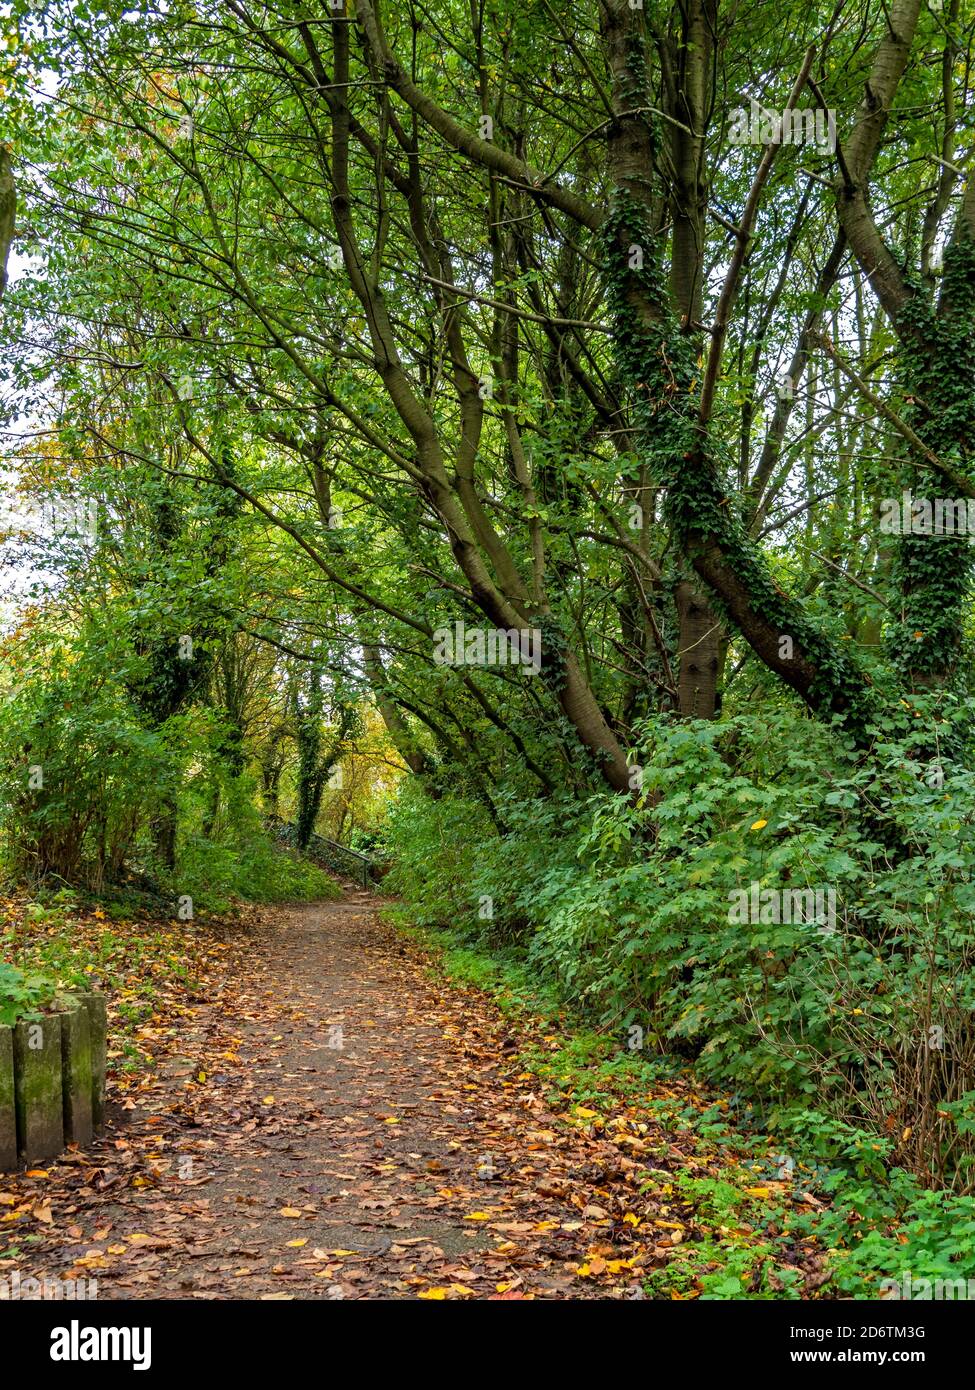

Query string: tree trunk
599 0 875 740
361 642 436 782
151 799 178 873
0 147 14 302
675 580 720 717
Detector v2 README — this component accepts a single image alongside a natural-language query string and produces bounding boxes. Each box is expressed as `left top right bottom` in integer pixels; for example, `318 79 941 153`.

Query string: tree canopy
3 0 975 1307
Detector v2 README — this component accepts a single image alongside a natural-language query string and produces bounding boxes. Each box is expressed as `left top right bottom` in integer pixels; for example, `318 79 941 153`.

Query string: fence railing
270 818 374 888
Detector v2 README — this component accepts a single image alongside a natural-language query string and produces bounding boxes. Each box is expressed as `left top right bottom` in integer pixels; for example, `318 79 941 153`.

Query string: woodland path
4 889 707 1300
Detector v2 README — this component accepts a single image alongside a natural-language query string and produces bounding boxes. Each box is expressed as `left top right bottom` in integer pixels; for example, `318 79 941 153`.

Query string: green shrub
0 646 176 888
382 701 975 1196
174 821 341 909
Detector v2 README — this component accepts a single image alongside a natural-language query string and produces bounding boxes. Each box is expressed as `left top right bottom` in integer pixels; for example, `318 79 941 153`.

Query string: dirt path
5 890 692 1300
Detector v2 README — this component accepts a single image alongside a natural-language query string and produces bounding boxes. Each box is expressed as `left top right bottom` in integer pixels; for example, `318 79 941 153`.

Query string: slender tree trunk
361 642 437 783
151 799 178 873
0 147 14 302
261 754 282 820
201 781 220 839
675 581 721 717
663 0 722 718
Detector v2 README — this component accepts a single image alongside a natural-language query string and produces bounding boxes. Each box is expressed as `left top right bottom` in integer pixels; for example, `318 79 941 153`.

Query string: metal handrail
311 833 370 865
269 818 374 888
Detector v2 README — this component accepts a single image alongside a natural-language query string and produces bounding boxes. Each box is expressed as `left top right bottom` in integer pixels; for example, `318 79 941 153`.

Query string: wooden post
13 1015 64 1165
76 993 107 1131
0 1027 16 1170
61 1004 94 1146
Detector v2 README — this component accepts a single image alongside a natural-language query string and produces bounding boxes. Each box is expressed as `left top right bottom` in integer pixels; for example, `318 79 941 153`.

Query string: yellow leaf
745 1186 770 1198
279 1207 302 1218
197 1071 206 1083
750 819 768 831
465 1212 491 1221
418 1287 448 1300
262 1096 275 1105
286 1239 308 1248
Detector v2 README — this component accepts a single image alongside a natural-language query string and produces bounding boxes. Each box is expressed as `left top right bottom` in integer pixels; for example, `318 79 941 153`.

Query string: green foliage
0 960 57 1026
821 1181 975 1292
175 825 341 911
0 631 341 906
0 636 177 886
383 701 975 1197
391 877 975 1296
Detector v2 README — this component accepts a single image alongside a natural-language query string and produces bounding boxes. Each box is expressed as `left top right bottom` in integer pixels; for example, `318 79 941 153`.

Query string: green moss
0 1030 13 1114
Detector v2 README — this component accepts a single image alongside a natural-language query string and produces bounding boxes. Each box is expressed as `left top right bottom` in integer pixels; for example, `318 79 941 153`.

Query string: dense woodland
3 0 975 1302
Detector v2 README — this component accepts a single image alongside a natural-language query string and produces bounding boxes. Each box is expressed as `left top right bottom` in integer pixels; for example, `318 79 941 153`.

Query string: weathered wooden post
0 989 108 1170
0 1026 16 1170
13 1014 64 1165
77 992 107 1131
60 1003 94 1146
